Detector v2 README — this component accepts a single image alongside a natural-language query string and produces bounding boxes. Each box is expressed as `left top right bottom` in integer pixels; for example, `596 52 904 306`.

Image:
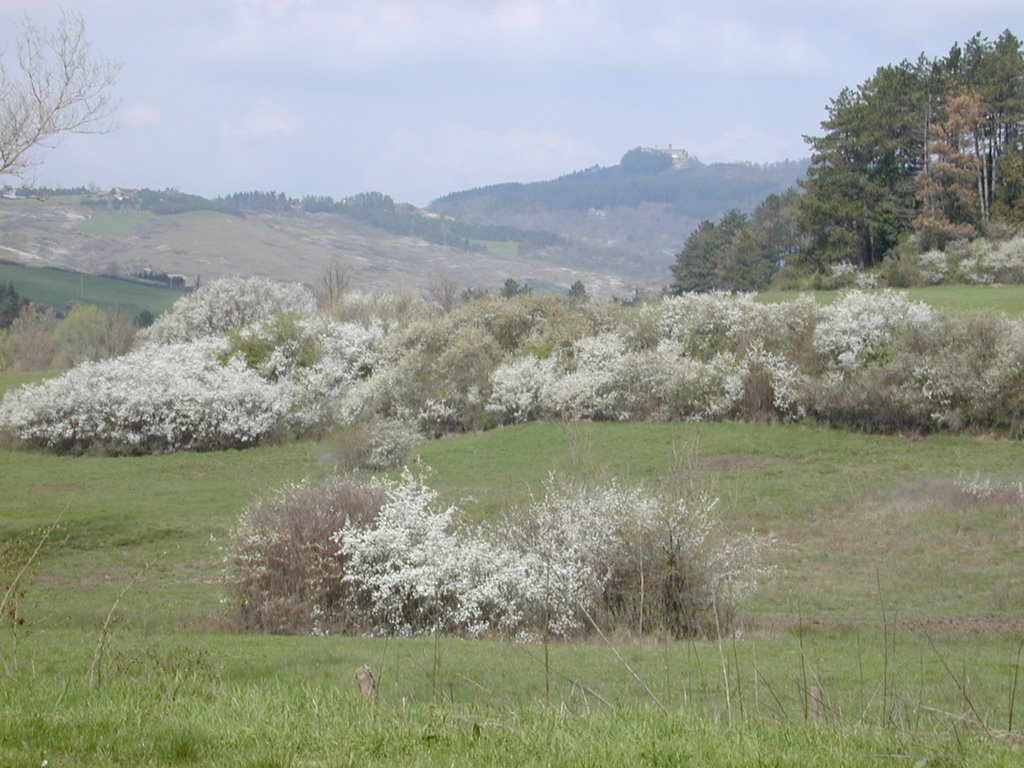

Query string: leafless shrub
225 476 385 634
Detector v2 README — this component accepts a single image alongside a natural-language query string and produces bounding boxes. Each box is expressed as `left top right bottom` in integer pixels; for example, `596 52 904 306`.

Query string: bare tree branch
0 9 121 179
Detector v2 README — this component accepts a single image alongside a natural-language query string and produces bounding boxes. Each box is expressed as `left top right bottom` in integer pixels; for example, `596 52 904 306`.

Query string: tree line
672 29 1024 293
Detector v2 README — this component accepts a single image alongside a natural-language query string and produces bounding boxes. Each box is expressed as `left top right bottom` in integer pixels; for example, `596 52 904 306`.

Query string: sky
1 1 1021 207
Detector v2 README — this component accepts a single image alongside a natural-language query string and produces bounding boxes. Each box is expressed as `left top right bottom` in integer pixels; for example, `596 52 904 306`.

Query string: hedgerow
6 280 1024 454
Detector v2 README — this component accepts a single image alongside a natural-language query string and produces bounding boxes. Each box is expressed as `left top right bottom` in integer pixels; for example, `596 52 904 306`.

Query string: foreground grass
4 416 1024 764
2 630 1021 766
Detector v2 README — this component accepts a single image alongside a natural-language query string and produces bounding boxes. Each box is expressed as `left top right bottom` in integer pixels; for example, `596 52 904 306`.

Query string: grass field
0 262 184 317
2 367 1023 765
471 239 521 259
75 209 156 238
760 284 1024 315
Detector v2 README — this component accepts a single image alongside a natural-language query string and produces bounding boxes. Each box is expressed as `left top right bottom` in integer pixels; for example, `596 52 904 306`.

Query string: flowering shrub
955 233 1024 284
812 290 934 369
653 292 770 359
10 281 1024 454
486 355 557 424
138 276 317 345
493 480 649 637
248 315 384 431
511 479 773 638
733 341 806 421
806 311 1024 434
268 472 774 640
538 332 632 420
336 471 508 636
0 338 291 453
0 312 385 453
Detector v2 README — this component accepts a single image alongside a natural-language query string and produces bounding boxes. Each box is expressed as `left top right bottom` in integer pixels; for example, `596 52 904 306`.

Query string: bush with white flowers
336 471 512 637
486 355 557 424
0 278 386 453
813 289 934 369
0 338 289 453
303 472 775 639
138 276 317 345
654 292 769 359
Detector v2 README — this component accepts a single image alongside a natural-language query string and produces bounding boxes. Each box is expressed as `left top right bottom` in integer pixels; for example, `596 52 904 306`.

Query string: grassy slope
0 262 184 317
759 284 1024 315
5 273 1024 764
3 404 1024 763
414 421 1024 627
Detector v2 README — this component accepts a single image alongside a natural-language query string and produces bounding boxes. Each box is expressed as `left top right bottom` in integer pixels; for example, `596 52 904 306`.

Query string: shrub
0 338 291 453
226 476 386 634
653 292 768 360
319 473 774 640
807 310 1018 435
326 418 418 472
486 355 557 424
812 289 934 369
0 311 385 454
138 276 317 345
232 472 773 640
7 305 57 370
337 470 511 637
499 479 774 639
538 332 633 420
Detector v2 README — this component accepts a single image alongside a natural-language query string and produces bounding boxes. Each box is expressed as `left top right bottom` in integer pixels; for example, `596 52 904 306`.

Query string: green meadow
2 359 1022 764
760 283 1024 315
0 262 184 317
3 281 1024 765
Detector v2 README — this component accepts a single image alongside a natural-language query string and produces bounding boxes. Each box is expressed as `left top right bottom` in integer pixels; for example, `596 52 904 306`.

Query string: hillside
0 195 644 298
0 150 807 298
431 149 809 286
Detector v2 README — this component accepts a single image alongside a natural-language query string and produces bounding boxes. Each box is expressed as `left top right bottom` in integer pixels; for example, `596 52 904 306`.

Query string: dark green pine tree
0 282 29 329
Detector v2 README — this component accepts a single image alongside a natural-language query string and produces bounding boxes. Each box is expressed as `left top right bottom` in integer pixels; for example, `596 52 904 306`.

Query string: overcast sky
2 1 1020 206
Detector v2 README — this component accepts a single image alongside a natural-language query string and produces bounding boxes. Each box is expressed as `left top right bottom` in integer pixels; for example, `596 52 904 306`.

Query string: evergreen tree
0 282 29 329
670 210 747 293
799 61 928 270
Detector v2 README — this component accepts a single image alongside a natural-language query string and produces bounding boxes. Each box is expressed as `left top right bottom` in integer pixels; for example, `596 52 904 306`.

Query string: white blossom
813 289 934 369
137 276 317 345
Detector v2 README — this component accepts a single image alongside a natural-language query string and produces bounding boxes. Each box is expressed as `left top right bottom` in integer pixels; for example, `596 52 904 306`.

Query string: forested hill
431 149 807 218
425 149 807 290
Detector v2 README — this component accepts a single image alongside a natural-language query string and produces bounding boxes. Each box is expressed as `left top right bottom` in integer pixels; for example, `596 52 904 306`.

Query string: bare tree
315 260 351 310
0 10 121 179
426 278 462 314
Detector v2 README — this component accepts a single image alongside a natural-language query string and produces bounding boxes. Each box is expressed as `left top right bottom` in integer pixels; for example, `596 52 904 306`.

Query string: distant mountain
430 147 809 288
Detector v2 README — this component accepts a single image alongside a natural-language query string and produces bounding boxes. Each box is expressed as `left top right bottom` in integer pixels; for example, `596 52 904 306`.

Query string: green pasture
76 208 155 237
0 262 184 317
2 629 1019 766
472 238 520 259
3 370 1024 763
760 283 1024 315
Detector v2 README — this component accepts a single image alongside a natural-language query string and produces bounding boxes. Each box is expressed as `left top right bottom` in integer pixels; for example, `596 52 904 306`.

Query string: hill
430 148 808 288
0 194 640 298
0 149 807 298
